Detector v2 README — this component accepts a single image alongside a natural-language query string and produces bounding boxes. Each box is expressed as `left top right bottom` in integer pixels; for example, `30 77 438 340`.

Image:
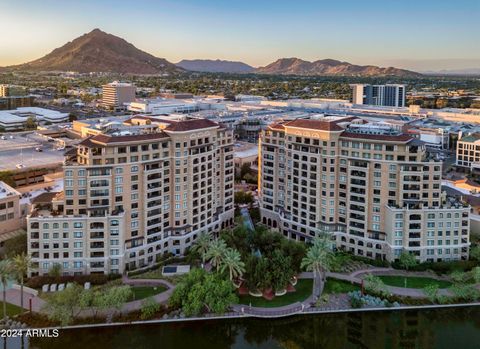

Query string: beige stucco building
28 116 234 275
259 117 470 262
0 181 23 236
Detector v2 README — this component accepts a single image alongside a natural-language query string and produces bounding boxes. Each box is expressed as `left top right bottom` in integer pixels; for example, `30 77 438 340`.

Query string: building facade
27 116 235 275
102 82 136 109
259 117 469 262
456 133 480 170
0 181 23 236
351 84 406 108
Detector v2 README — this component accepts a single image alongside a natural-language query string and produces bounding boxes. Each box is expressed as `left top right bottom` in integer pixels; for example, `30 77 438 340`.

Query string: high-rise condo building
351 84 406 107
102 82 136 109
259 117 470 262
27 116 234 275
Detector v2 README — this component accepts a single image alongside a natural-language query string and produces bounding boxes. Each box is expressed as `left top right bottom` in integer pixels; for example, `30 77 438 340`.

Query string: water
5 307 480 349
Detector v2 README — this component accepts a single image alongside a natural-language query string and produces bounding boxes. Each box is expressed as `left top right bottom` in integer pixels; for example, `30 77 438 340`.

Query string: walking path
231 267 462 317
4 276 176 317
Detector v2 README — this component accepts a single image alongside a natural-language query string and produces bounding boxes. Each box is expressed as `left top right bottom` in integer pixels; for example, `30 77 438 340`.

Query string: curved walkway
4 276 176 317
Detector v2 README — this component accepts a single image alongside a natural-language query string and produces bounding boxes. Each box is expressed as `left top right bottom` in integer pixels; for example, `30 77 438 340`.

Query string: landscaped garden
0 301 23 317
238 279 313 307
377 275 452 289
130 286 167 301
322 278 360 295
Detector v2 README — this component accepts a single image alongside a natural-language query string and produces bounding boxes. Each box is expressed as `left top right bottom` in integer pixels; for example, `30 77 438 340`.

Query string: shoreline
24 301 480 331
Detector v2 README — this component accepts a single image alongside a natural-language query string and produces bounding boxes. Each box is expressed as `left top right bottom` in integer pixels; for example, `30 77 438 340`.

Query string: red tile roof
89 132 170 145
164 118 219 132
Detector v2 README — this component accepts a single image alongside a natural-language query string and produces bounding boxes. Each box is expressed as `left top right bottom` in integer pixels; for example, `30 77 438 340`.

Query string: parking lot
0 132 65 171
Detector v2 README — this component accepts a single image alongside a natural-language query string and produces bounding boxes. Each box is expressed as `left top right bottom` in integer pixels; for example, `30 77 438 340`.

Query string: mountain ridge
8 29 181 74
254 57 421 77
176 59 254 73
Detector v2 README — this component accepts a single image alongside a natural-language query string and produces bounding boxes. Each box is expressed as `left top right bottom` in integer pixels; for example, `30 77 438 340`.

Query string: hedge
26 273 121 289
391 260 479 274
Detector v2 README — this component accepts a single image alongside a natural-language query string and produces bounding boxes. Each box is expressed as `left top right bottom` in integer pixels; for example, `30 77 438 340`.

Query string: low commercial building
0 107 69 131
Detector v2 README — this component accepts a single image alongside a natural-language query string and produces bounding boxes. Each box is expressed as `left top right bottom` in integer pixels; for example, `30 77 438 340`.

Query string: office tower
28 116 235 275
351 84 406 107
102 81 136 109
259 117 469 262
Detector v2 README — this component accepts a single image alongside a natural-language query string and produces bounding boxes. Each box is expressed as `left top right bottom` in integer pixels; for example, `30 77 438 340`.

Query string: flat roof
0 181 20 200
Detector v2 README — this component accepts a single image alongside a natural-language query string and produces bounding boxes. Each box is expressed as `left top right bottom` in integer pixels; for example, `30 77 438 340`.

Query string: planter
248 290 263 297
275 289 287 296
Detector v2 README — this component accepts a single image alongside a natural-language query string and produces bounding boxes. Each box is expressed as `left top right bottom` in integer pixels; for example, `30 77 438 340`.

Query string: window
74 232 83 238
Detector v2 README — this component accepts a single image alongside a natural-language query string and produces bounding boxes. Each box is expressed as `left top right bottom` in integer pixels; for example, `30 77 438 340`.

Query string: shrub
392 260 478 274
26 273 121 289
140 297 161 320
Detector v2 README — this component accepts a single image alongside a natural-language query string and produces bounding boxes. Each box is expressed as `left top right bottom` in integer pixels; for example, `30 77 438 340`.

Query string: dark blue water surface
5 307 480 349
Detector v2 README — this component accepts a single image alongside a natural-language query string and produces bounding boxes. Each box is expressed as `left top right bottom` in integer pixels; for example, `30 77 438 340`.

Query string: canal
5 307 480 348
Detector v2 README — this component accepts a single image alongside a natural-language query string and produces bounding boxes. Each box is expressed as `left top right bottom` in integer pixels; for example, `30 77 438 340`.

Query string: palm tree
301 236 335 297
221 248 246 281
206 239 228 272
0 260 13 319
12 253 33 310
192 232 211 265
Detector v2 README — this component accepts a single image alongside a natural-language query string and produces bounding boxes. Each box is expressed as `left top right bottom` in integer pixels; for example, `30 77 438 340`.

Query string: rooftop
0 181 20 200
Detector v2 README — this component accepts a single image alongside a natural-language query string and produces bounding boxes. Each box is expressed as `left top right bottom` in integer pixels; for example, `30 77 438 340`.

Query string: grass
130 286 167 301
322 278 360 294
0 301 23 317
378 275 452 289
238 279 313 308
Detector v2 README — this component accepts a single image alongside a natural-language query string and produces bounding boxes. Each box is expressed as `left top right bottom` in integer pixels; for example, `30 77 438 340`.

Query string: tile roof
164 118 219 132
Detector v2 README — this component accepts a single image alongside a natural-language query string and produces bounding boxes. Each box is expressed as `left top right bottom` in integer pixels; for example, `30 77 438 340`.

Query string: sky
1 0 479 71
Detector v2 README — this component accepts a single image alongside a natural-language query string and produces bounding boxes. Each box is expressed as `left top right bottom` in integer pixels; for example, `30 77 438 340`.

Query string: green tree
240 163 251 179
450 270 467 284
1 231 27 258
96 286 132 316
220 248 245 282
363 274 389 297
24 116 37 130
43 284 87 326
423 284 439 303
470 245 480 261
169 269 237 316
301 236 335 280
140 297 161 320
398 251 417 271
0 260 13 320
301 236 335 297
206 239 228 272
472 267 480 284
12 253 32 310
48 264 62 278
192 232 211 265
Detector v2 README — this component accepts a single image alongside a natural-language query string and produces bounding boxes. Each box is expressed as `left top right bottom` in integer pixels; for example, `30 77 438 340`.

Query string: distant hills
176 59 254 73
254 58 421 77
3 29 423 77
7 29 181 74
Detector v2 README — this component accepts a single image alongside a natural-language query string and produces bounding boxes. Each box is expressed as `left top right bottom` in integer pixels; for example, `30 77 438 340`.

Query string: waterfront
4 306 480 349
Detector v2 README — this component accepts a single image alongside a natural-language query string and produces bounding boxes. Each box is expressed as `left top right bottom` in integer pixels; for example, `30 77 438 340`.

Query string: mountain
422 68 480 76
8 29 182 74
176 59 254 73
255 58 421 77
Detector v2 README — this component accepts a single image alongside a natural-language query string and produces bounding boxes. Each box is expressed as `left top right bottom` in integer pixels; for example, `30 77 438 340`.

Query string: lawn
378 275 452 289
0 301 23 317
238 279 313 308
130 286 167 301
322 278 360 294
